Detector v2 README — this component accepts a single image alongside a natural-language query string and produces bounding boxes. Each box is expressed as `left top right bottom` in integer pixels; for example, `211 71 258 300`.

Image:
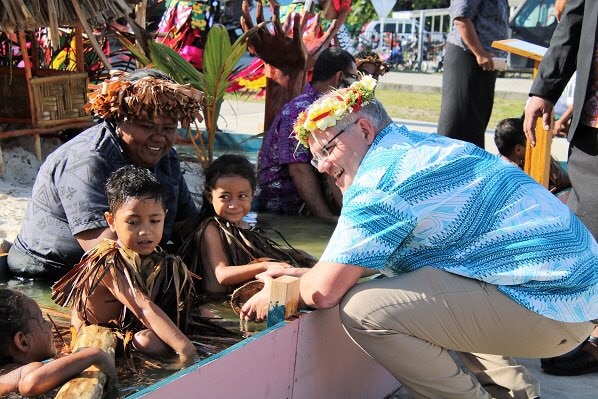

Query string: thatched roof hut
0 0 146 165
0 0 140 37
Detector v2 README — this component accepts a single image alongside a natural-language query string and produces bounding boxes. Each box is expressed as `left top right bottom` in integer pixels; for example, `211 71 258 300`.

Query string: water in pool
1 213 334 398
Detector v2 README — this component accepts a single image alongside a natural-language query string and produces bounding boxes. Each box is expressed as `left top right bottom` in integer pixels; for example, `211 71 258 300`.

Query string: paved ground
376 70 534 100
214 70 569 161
212 72 598 398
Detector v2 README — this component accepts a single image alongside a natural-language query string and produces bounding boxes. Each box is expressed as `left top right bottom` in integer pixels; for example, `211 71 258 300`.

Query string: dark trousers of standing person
541 124 598 376
438 43 497 149
568 124 598 239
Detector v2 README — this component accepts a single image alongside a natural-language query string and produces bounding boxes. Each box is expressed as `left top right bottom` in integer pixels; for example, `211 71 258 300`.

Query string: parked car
508 0 557 71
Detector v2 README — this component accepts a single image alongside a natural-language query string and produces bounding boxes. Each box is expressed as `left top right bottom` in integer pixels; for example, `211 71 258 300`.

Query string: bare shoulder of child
198 155 297 292
0 289 115 396
54 166 196 369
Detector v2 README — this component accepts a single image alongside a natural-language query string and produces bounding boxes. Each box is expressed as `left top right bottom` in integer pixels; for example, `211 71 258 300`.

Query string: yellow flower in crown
294 75 377 147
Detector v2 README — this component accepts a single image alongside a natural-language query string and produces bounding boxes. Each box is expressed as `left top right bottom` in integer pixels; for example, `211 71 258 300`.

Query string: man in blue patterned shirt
242 78 598 398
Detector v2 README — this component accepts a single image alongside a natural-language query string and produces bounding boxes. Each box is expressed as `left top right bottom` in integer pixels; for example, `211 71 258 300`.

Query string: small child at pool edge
52 165 196 369
0 288 116 396
184 154 316 294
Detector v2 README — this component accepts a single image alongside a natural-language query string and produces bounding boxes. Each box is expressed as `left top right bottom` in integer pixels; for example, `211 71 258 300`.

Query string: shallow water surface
1 213 334 397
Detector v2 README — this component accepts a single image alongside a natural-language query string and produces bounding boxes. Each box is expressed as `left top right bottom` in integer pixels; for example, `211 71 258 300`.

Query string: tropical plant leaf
114 31 152 66
113 19 265 164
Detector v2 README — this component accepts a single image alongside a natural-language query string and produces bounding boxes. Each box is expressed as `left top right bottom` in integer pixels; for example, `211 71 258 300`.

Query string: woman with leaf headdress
7 69 203 281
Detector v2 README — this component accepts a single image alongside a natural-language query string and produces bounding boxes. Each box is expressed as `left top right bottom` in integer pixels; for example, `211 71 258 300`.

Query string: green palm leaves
116 21 262 164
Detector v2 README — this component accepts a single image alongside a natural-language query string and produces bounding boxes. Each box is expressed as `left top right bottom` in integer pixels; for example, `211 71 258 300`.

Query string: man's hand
555 0 568 22
475 50 494 72
554 116 572 137
524 96 555 146
554 103 573 138
240 275 273 322
453 17 497 72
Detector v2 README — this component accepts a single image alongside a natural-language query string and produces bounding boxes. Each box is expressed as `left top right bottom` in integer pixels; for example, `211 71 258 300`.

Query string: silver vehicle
508 0 557 71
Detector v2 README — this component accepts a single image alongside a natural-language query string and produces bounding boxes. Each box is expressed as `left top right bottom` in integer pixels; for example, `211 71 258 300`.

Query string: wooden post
492 39 551 188
0 145 4 175
18 30 42 162
70 0 112 71
54 325 117 399
135 0 148 69
267 276 300 328
75 25 85 73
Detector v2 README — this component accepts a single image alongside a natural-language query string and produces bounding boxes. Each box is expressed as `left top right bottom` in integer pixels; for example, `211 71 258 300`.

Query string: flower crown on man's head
293 75 377 147
86 70 204 128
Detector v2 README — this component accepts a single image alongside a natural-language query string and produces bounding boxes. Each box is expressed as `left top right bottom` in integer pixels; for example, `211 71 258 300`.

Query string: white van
360 18 444 48
360 19 420 45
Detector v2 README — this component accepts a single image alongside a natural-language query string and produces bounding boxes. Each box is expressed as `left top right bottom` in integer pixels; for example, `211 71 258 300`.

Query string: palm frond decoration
116 19 265 165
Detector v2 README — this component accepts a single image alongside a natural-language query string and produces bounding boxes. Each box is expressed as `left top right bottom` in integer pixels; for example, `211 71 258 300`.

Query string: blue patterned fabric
321 124 598 322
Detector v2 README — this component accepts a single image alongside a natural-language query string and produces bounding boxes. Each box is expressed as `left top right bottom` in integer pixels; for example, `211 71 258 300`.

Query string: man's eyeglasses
310 122 356 169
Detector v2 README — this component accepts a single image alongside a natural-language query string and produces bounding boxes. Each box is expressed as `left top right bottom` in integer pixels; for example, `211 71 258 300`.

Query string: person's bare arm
453 17 494 71
288 162 338 222
299 261 365 308
554 103 574 137
75 227 116 253
105 276 196 367
240 261 364 321
555 0 568 21
0 347 115 396
201 222 293 289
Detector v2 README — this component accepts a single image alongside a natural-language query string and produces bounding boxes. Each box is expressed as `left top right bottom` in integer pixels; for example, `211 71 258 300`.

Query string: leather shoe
541 349 598 376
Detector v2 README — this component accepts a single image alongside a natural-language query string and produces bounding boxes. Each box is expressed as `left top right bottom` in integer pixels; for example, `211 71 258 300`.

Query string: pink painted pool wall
131 307 400 399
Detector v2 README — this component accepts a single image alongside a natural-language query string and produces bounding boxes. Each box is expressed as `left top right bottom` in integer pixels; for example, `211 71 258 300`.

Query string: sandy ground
0 137 52 243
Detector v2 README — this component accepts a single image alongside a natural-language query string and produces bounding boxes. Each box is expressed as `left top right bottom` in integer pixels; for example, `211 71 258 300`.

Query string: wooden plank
0 117 34 124
75 25 85 73
29 72 89 85
492 39 552 187
127 309 400 399
267 275 300 328
294 308 400 399
54 325 117 399
0 145 4 175
0 121 95 140
491 39 547 62
524 116 553 188
129 323 299 399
